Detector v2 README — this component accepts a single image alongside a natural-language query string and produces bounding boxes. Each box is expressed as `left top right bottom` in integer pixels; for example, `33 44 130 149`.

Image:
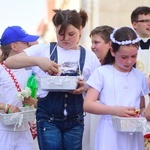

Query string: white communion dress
86 65 149 150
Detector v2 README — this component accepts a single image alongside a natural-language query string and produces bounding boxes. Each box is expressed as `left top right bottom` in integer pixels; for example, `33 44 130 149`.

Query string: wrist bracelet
4 104 11 113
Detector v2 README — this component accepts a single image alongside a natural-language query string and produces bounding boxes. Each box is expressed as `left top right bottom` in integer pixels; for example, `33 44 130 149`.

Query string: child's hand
23 97 37 108
70 79 87 95
135 108 141 117
113 106 136 117
5 105 21 114
37 57 59 75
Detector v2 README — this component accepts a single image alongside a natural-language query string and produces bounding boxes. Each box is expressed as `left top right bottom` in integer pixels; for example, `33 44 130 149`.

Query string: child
82 25 114 149
90 25 114 63
5 9 100 150
131 6 150 50
131 6 150 103
0 26 39 150
84 27 149 150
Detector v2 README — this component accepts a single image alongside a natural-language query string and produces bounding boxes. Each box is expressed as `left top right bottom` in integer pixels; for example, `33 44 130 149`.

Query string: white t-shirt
24 43 100 98
0 66 30 131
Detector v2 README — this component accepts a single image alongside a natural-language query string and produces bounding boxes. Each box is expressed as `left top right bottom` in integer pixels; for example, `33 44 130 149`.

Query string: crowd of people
0 5 150 150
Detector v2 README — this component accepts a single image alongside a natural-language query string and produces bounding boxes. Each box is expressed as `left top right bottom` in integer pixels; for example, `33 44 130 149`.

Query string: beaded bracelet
4 104 11 113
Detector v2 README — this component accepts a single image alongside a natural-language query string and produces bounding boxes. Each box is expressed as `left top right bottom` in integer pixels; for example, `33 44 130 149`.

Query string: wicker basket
112 116 146 132
0 107 36 125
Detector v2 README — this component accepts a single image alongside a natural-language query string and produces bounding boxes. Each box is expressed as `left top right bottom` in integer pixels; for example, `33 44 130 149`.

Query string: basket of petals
112 116 147 132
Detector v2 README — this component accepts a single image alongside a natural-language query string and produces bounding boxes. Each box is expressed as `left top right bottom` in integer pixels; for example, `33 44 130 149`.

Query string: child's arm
139 96 146 116
144 101 150 121
0 102 21 113
83 87 136 117
5 52 59 75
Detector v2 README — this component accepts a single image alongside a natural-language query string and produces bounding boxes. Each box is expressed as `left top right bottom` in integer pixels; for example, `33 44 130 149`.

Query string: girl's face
111 45 138 72
91 34 111 61
15 42 29 52
10 42 29 55
56 24 82 50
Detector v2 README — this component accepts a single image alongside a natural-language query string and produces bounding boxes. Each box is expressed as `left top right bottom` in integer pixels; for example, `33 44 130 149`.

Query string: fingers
126 108 137 117
70 86 86 95
70 80 87 94
9 106 21 113
116 106 137 117
45 61 60 75
38 57 59 75
47 67 59 75
23 98 37 107
71 88 83 95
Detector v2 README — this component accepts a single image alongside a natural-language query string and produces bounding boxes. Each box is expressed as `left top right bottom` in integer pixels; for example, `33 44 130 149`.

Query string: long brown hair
0 45 10 62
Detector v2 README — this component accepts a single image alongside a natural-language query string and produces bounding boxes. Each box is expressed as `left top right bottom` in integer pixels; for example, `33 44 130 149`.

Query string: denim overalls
36 42 86 150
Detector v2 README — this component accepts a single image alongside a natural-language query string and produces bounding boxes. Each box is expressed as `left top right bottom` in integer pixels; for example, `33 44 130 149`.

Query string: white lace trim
110 28 141 45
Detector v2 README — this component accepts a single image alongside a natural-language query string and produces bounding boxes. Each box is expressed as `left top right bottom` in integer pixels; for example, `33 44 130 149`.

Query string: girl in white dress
84 27 149 150
0 26 39 150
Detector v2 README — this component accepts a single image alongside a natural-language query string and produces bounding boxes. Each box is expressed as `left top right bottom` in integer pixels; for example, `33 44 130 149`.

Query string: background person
131 6 150 108
83 25 114 150
90 25 114 63
131 6 150 50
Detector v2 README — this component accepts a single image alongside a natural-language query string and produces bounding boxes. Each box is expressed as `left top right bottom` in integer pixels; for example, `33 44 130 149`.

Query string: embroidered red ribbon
1 62 21 92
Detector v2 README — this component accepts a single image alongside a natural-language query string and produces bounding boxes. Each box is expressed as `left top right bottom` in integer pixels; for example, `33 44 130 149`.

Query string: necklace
113 65 131 105
1 62 31 101
1 62 21 92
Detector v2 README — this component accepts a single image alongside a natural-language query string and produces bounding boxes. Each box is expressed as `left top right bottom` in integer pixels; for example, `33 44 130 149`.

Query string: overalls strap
49 42 86 74
50 42 58 62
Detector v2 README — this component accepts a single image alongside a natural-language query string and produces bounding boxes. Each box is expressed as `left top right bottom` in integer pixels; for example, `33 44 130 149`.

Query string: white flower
21 87 31 98
16 92 24 101
16 87 31 101
110 27 141 45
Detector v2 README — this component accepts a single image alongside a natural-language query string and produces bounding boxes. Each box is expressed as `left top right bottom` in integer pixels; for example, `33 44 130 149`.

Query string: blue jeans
37 116 84 150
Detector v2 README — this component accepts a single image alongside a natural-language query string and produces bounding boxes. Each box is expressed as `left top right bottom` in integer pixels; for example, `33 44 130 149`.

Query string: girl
0 25 39 150
5 9 100 150
84 27 149 150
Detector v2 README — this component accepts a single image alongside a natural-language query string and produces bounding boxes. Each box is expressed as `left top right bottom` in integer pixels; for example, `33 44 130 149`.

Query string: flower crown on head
110 28 141 45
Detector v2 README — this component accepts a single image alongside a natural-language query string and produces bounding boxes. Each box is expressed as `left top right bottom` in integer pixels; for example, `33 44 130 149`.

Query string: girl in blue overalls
5 9 100 150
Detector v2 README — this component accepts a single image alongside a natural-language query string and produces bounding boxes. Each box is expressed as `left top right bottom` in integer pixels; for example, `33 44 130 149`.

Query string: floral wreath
110 27 141 45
